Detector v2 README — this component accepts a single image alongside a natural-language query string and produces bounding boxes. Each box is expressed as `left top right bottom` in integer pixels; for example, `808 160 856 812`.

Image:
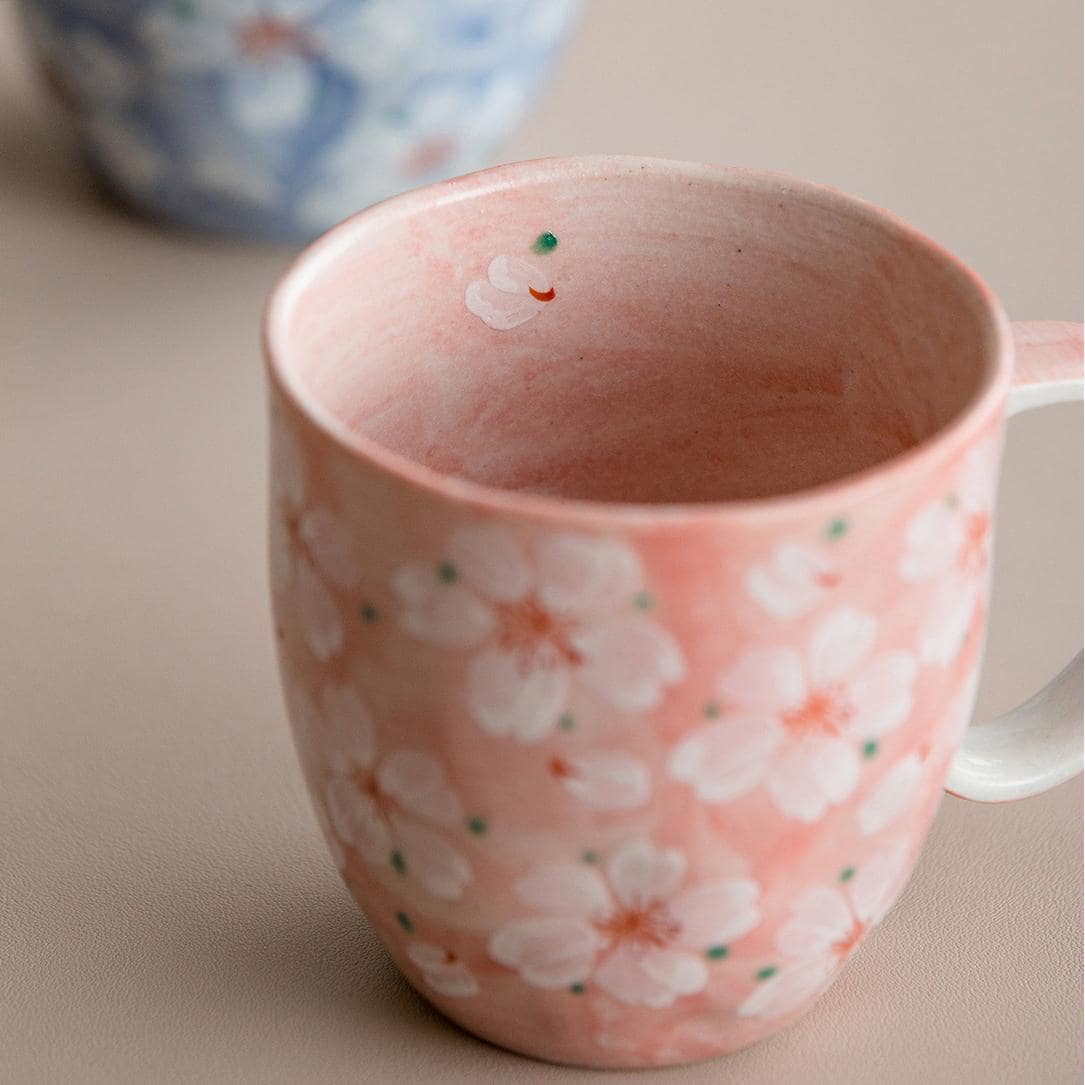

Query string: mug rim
263 155 1013 526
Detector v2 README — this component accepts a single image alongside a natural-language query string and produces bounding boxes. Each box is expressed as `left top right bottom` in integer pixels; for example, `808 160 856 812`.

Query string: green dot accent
633 590 653 610
582 850 599 864
862 739 878 759
558 712 576 732
360 604 378 623
437 561 458 583
396 911 413 932
703 702 721 719
839 866 856 883
532 232 558 254
569 982 585 994
706 945 729 960
755 965 778 982
826 518 848 540
390 850 407 875
467 816 487 836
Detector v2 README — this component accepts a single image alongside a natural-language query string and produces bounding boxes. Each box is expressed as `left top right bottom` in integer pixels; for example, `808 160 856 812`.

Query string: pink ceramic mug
263 157 1082 1068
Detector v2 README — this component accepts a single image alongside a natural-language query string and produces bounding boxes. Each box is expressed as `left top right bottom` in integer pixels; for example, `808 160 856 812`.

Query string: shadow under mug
263 157 1082 1069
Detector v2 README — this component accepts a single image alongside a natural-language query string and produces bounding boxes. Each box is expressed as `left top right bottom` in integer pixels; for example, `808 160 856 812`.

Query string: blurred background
1 2 1081 1082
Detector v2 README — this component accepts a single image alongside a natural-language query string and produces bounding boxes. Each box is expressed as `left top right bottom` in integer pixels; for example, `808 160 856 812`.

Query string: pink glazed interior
272 158 997 505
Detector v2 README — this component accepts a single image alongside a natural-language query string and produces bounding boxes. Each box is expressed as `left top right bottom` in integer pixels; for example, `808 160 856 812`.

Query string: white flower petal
299 507 358 590
717 648 806 715
377 750 462 825
465 279 541 330
487 254 550 295
847 839 912 925
533 534 643 618
575 616 685 712
746 543 837 619
558 751 651 811
296 559 343 661
957 435 999 513
847 651 917 739
325 777 388 864
393 565 495 647
391 814 471 900
666 717 782 804
807 608 877 688
899 502 963 582
467 646 569 743
319 683 376 773
776 886 854 956
488 917 600 988
919 577 977 666
767 736 860 822
406 942 480 998
594 944 704 1008
512 862 611 917
445 523 533 602
606 840 685 909
224 54 317 134
858 754 924 836
738 955 838 1019
669 879 761 949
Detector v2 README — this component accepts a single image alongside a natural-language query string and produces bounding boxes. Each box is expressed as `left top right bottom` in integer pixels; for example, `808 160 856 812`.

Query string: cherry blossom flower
489 839 760 1008
394 525 684 743
739 840 911 1019
465 255 555 330
301 681 472 901
898 436 999 665
406 941 480 997
668 608 917 822
271 428 358 661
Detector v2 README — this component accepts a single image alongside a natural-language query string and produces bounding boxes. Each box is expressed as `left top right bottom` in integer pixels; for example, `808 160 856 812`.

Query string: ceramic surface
19 0 580 240
263 158 1082 1067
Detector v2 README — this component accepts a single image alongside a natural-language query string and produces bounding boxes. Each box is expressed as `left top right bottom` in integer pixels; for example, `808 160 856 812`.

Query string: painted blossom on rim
406 941 480 997
466 255 555 329
739 840 912 1019
489 839 760 1008
271 428 359 661
898 435 999 665
297 680 472 901
745 542 840 619
668 608 917 822
393 525 685 743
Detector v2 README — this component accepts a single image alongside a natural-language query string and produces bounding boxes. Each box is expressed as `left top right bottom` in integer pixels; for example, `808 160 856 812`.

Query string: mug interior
269 159 1001 504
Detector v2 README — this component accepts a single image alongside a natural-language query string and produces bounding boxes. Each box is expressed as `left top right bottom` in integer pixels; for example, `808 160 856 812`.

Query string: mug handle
946 321 1084 802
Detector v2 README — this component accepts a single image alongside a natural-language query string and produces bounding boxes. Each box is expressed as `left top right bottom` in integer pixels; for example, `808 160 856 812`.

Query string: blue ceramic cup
20 0 581 241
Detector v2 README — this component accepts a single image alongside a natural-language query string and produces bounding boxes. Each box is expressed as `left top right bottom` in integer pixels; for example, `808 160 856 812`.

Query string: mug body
18 0 581 241
265 158 1011 1067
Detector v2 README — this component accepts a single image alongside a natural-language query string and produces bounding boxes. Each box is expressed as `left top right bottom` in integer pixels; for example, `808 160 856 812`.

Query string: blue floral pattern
20 0 581 240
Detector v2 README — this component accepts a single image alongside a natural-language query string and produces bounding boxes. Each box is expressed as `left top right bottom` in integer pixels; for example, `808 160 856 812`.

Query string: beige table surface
1 2 1081 1082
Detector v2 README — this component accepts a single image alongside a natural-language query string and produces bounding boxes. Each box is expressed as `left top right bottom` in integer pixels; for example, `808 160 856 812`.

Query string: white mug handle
947 322 1083 802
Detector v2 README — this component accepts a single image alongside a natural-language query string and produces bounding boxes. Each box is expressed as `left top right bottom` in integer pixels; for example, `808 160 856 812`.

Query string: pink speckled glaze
263 157 1074 1068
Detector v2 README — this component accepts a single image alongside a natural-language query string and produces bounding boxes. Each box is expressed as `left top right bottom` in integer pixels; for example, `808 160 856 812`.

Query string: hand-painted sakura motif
406 940 480 997
271 428 358 661
298 680 472 901
745 541 840 619
489 839 761 1008
393 525 685 742
546 749 651 811
668 608 918 822
739 840 911 1019
465 255 555 329
898 436 999 665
